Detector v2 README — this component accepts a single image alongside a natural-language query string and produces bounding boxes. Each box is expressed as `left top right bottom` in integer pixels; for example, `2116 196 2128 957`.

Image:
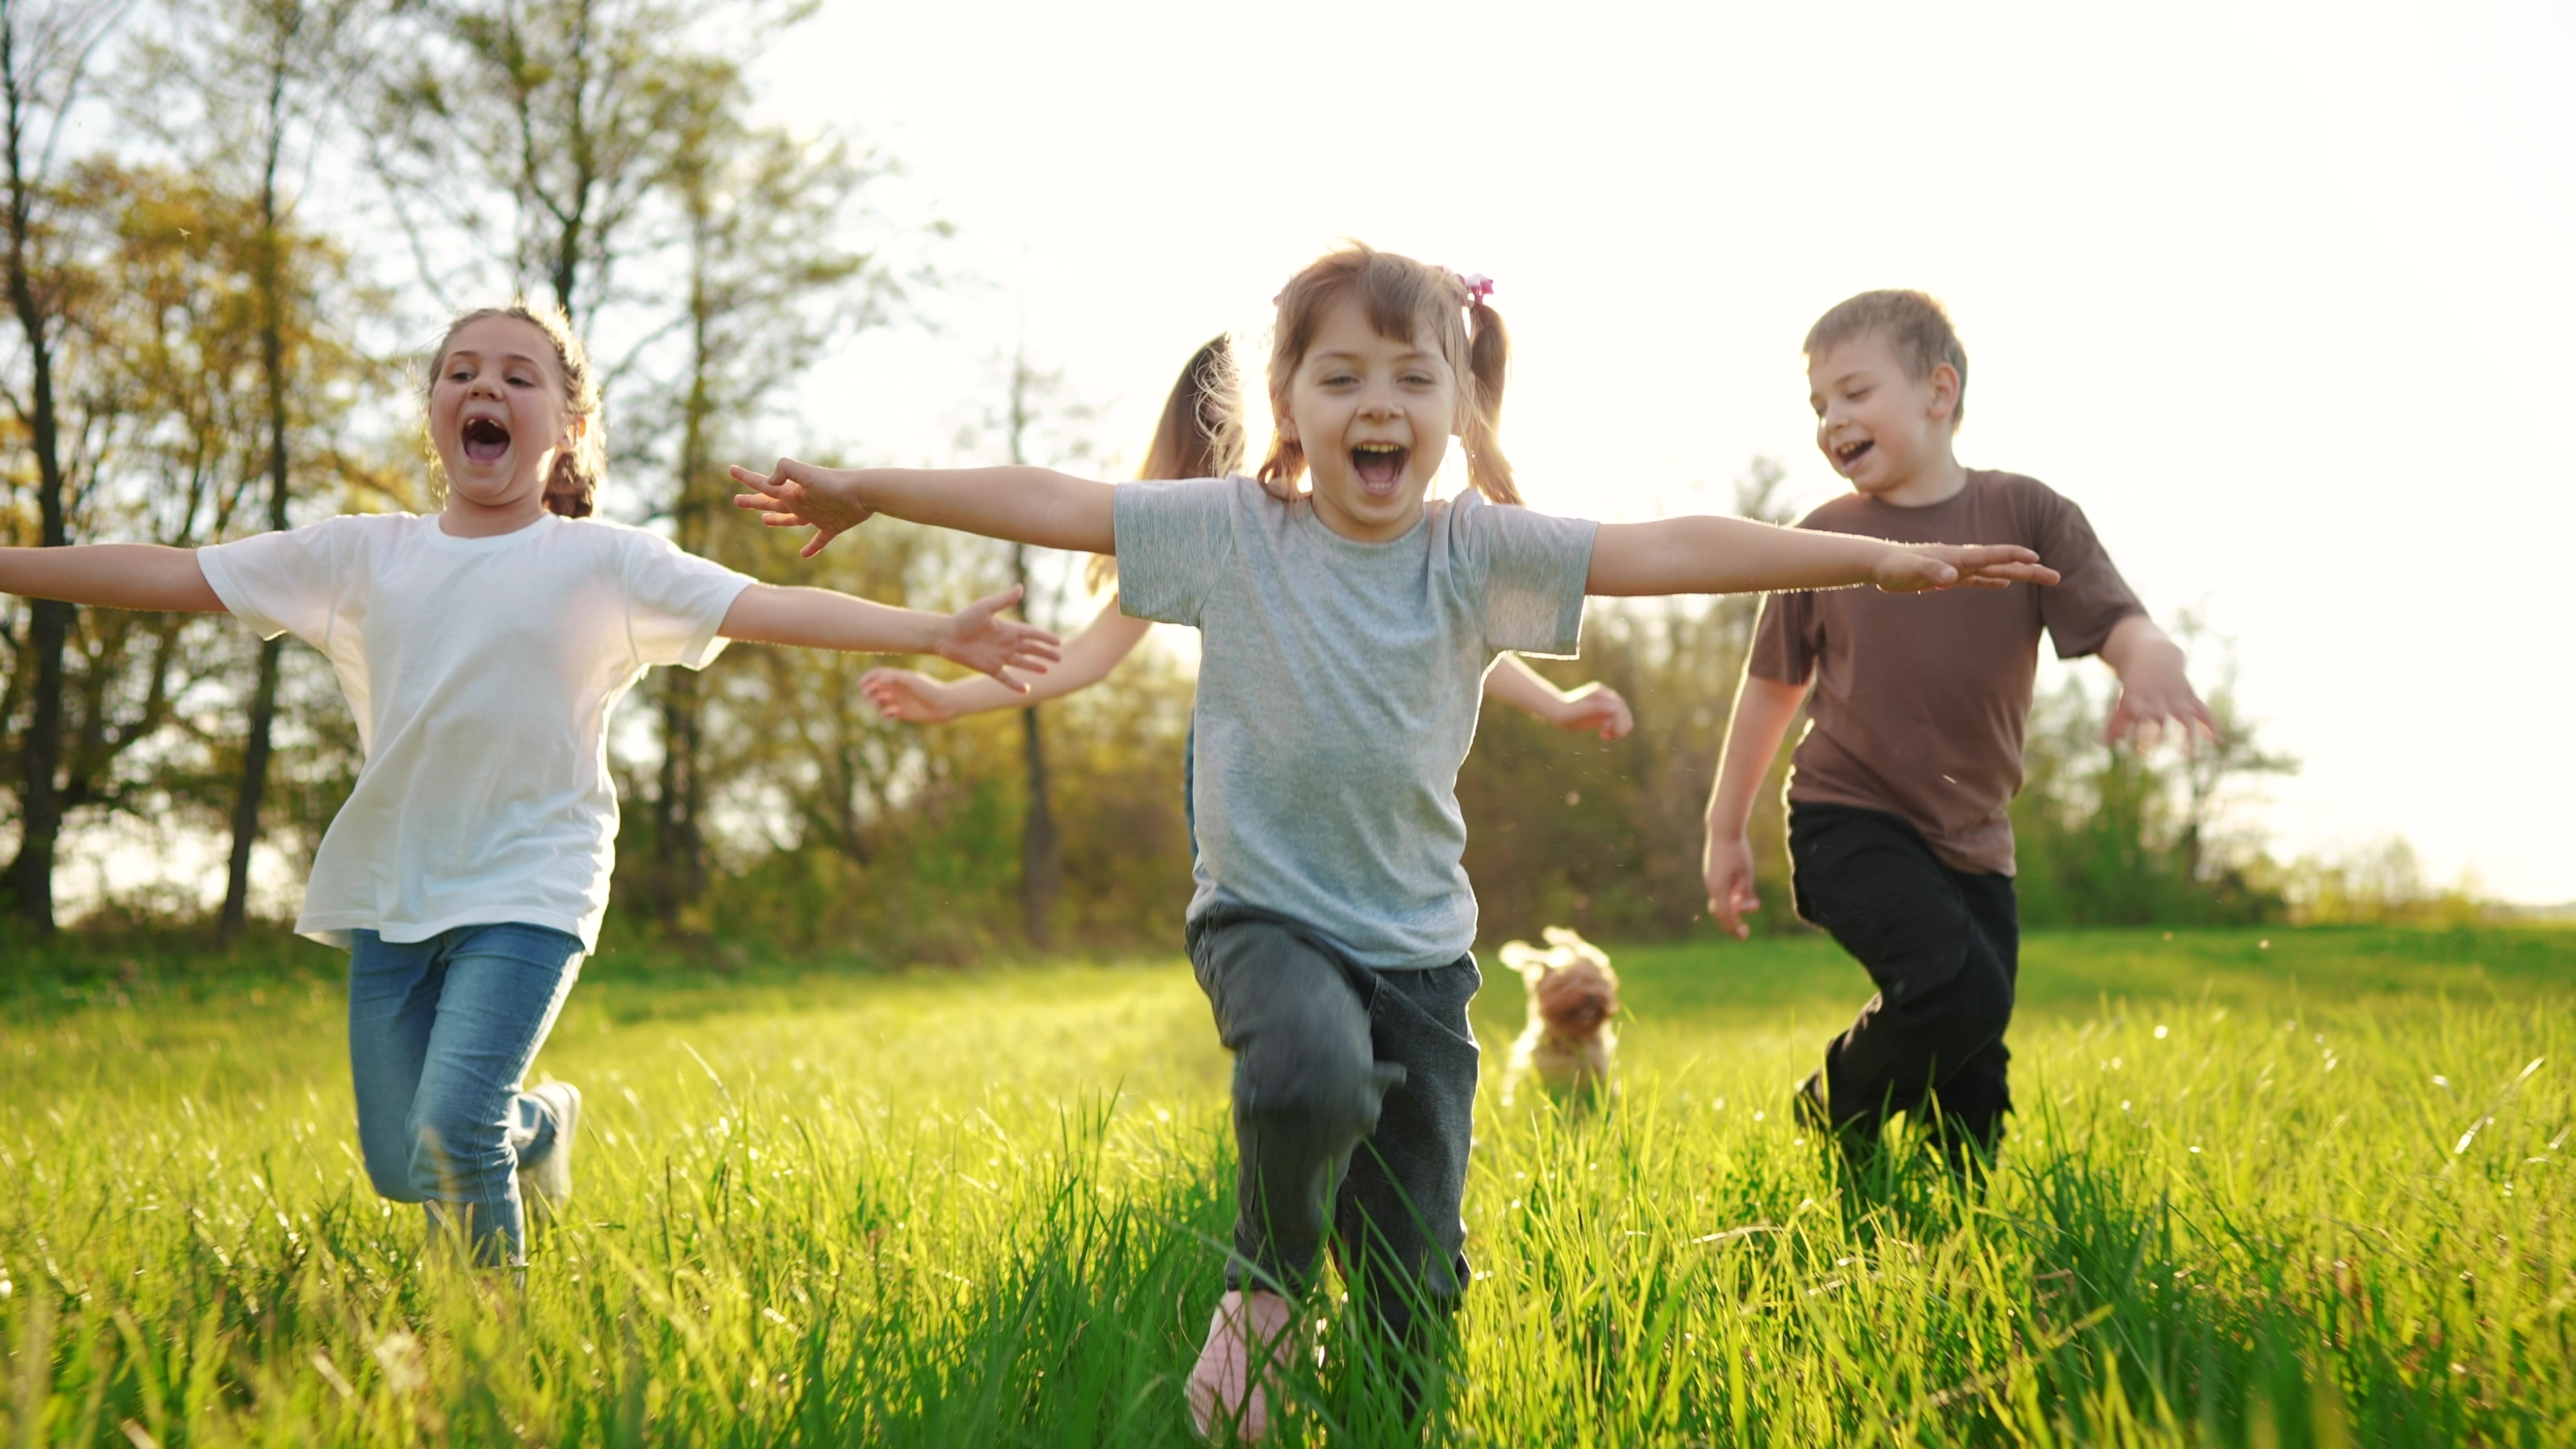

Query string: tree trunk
1018 705 1060 947
650 665 704 928
1 23 67 933
223 85 297 943
1011 543 1060 947
649 295 716 930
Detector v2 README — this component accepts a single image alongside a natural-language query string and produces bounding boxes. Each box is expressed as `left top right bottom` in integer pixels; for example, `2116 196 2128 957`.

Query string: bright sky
762 1 2576 904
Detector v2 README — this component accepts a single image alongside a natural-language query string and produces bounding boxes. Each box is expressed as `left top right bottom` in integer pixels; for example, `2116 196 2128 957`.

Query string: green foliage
0 928 2569 1444
1462 462 1800 945
2012 667 2298 928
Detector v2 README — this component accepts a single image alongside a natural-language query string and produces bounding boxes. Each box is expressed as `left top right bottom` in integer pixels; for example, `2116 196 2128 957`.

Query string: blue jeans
347 924 584 1267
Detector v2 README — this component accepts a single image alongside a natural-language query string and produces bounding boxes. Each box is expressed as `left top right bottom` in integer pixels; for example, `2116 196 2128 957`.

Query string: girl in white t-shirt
0 303 1059 1268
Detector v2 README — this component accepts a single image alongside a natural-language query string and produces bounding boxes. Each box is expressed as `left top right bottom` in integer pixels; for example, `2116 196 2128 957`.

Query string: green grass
0 926 2569 1445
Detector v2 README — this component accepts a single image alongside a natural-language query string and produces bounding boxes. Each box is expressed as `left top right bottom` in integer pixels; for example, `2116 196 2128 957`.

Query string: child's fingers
969 583 1026 616
729 462 796 496
1709 884 1754 940
1950 543 2040 566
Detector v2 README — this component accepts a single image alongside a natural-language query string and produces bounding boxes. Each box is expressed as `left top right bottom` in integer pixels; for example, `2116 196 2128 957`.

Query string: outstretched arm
861 597 1152 722
1483 654 1634 740
730 460 1117 558
2097 613 2218 748
1587 515 2059 597
0 545 224 612
1702 668 1809 941
720 582 1061 691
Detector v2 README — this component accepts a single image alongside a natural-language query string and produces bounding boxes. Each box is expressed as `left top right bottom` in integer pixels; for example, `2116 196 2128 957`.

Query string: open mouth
462 416 512 465
1350 441 1408 492
1832 438 1874 472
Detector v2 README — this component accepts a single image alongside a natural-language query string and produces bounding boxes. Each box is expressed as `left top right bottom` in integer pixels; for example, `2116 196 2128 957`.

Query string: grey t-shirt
1116 476 1597 969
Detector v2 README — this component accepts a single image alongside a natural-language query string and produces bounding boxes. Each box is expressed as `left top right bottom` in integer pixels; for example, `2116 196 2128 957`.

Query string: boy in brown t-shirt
1701 290 2216 1171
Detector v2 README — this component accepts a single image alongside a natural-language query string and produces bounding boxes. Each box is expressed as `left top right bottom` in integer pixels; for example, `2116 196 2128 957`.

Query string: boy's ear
1926 363 1961 423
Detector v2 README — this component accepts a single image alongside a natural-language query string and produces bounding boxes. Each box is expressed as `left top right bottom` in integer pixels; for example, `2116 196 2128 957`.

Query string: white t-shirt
197 511 755 951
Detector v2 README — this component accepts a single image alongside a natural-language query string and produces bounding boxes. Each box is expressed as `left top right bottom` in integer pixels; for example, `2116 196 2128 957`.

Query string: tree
127 0 370 939
632 83 886 926
365 0 791 329
0 0 133 932
0 160 339 932
974 347 1094 947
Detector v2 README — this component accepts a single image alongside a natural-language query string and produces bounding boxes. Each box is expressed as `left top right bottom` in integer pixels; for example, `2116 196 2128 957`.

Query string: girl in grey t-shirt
731 244 2053 1439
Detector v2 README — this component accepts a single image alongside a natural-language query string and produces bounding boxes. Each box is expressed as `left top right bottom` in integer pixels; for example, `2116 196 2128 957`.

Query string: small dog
1499 927 1620 1109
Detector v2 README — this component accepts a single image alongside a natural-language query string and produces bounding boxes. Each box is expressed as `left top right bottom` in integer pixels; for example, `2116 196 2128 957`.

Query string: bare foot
1185 1289 1295 1442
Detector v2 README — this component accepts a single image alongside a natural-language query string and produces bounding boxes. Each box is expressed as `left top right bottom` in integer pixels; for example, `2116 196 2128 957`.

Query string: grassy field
0 926 2569 1446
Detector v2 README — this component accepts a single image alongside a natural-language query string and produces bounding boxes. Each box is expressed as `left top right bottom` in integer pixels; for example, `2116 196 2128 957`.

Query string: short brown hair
425 302 606 517
1804 290 1968 431
1259 244 1517 505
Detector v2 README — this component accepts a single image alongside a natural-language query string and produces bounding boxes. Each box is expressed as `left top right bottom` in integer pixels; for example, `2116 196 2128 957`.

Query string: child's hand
1872 543 2060 594
1550 682 1635 741
1703 831 1761 941
730 458 875 558
2104 657 2220 751
858 667 961 723
934 585 1063 692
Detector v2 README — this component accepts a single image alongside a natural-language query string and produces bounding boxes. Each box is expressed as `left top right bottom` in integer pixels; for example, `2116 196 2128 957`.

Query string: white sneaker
517 1080 582 1215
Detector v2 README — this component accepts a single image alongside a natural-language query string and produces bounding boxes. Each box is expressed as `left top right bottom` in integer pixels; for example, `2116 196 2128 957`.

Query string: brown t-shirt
1748 470 2144 876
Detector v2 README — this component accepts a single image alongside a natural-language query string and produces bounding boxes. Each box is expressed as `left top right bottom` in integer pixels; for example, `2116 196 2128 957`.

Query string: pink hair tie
1460 273 1495 306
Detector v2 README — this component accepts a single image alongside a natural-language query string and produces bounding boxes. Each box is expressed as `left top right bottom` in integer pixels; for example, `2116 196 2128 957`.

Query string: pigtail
1141 335 1244 482
1458 288 1520 505
545 423 604 518
1088 334 1244 594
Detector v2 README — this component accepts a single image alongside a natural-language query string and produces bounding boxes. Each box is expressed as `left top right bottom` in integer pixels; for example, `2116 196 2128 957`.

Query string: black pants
1790 803 2019 1152
1187 903 1479 1348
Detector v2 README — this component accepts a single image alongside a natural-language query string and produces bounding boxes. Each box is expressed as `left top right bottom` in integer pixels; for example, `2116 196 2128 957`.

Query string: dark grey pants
1791 802 2019 1156
1188 904 1480 1346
